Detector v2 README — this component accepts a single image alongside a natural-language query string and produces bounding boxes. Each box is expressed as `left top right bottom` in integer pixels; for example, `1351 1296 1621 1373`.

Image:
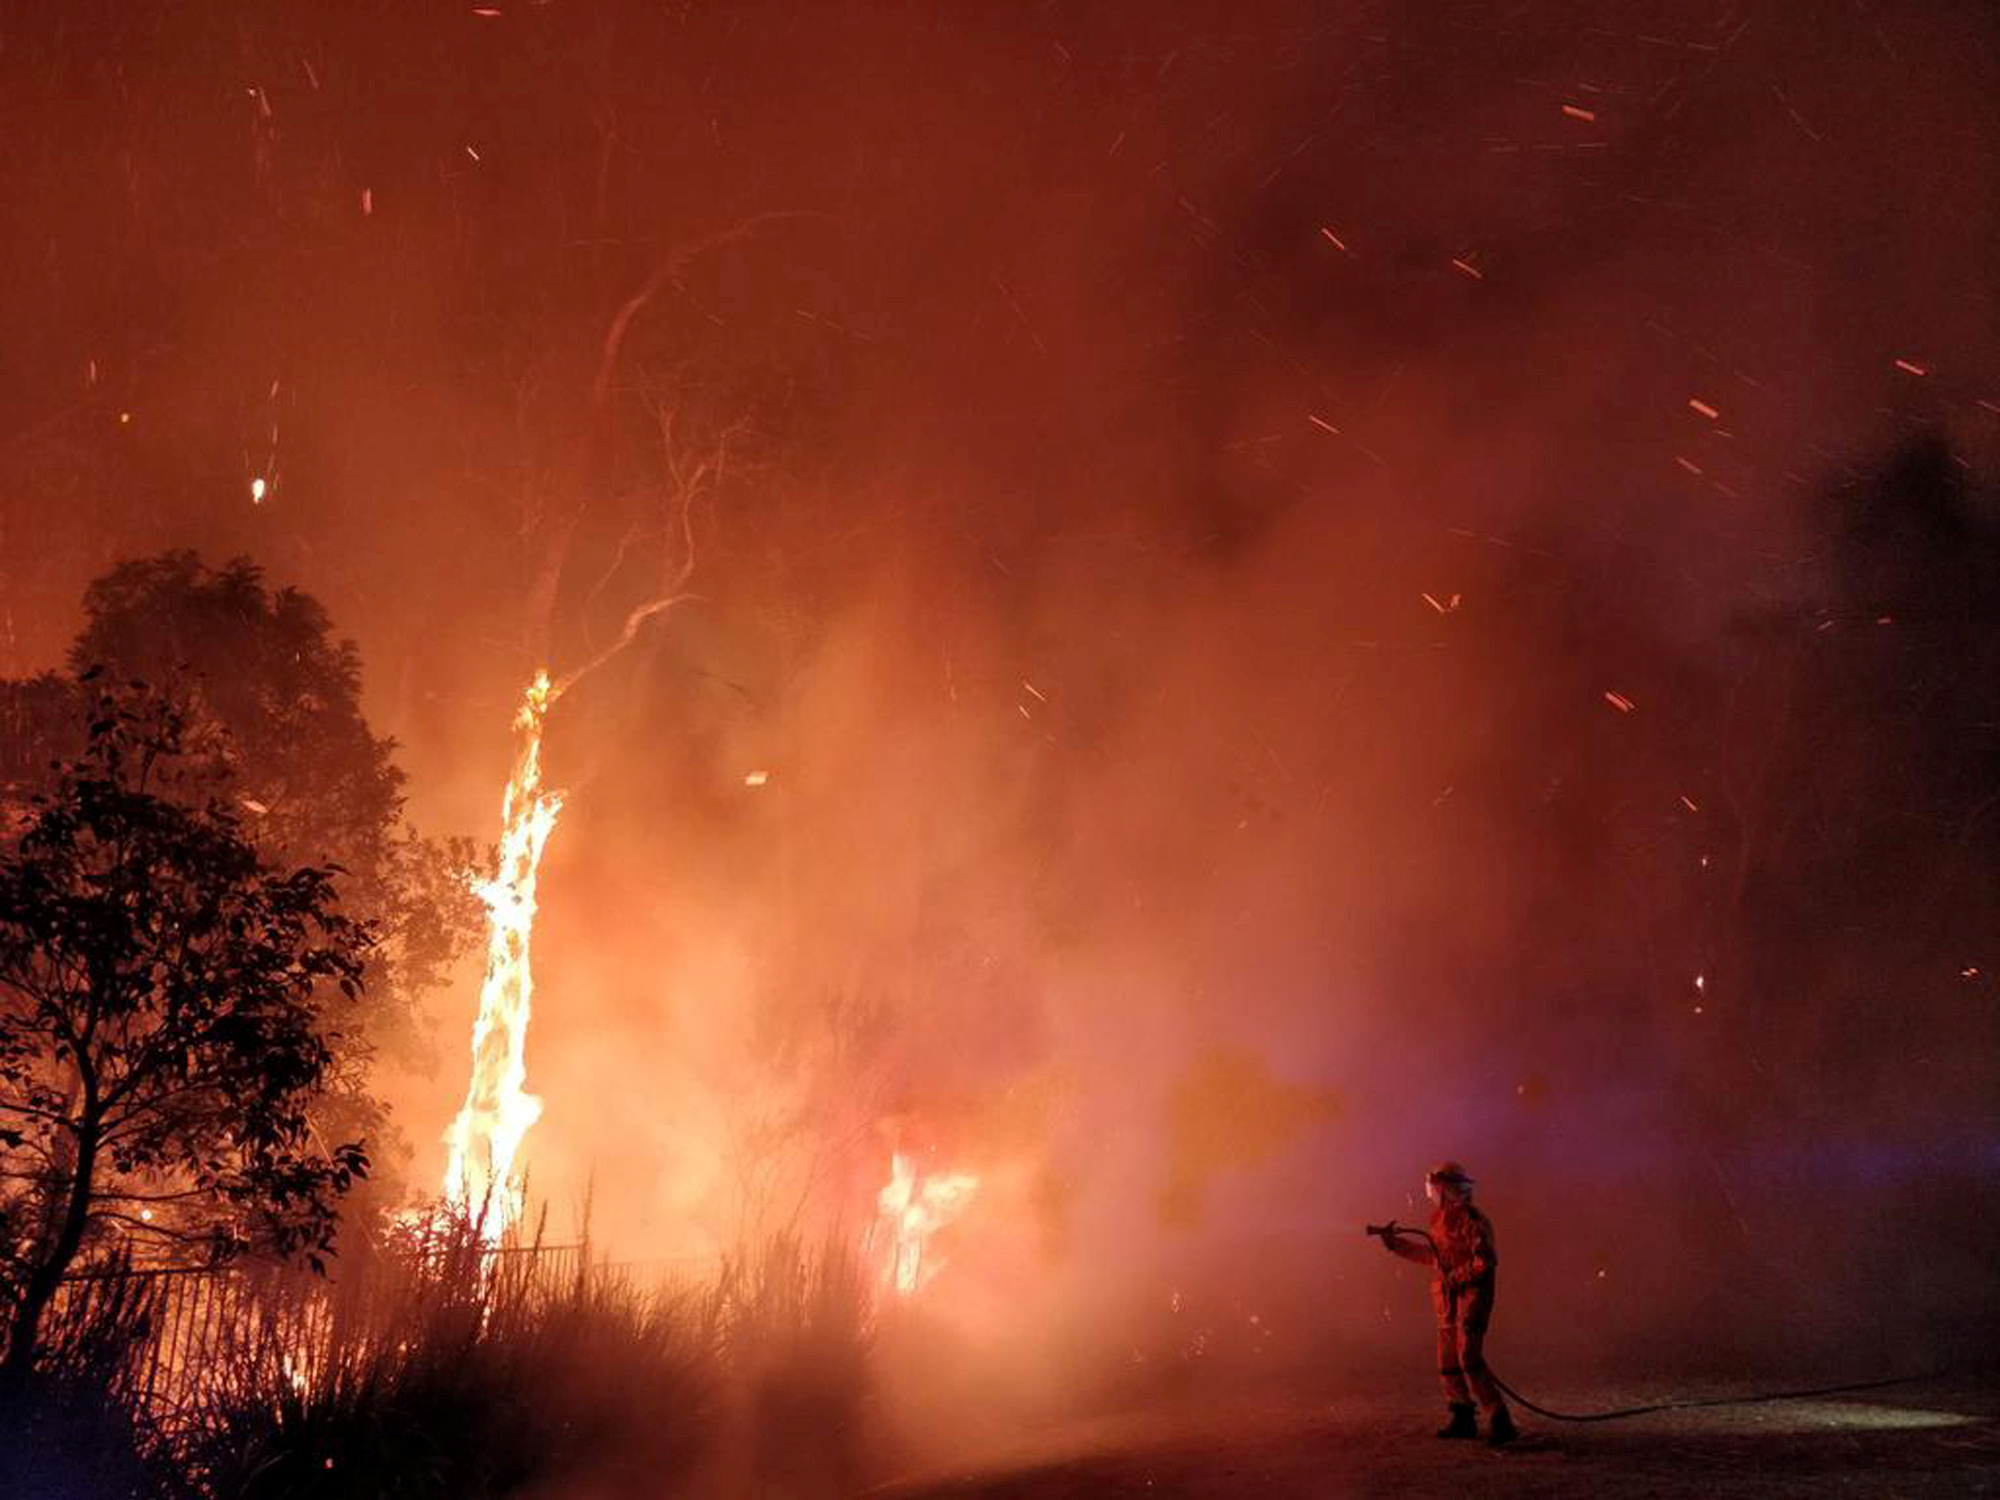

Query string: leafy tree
2 553 482 1183
70 552 479 1044
0 679 370 1373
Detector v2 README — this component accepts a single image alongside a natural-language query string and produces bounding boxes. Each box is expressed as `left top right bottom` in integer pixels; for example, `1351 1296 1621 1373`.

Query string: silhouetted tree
68 553 480 1053
0 679 370 1374
1 553 482 1187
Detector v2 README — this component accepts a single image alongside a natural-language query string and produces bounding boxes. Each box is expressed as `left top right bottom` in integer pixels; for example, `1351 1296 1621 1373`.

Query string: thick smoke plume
3 0 1998 1435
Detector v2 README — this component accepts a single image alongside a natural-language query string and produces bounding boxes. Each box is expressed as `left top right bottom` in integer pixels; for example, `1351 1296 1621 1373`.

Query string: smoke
4 0 2000 1446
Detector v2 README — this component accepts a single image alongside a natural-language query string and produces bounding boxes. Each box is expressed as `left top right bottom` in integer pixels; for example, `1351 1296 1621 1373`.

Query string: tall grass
711 1233 875 1497
162 1211 873 1500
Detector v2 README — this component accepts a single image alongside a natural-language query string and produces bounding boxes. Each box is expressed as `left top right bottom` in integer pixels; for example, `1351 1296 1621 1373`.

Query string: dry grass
9 1209 877 1499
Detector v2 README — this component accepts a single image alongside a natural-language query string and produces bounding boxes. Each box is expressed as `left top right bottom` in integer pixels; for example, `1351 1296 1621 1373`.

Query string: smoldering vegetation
3 0 2000 1488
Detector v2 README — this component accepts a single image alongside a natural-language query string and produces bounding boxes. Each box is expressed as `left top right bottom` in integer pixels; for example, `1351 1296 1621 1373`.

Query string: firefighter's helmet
1425 1161 1474 1201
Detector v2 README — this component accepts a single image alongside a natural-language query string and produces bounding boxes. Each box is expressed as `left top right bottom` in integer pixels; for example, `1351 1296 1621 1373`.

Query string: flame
874 1152 979 1296
442 670 563 1240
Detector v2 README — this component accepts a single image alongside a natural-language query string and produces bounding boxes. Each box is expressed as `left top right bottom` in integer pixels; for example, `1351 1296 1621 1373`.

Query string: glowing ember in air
443 670 563 1239
874 1152 978 1296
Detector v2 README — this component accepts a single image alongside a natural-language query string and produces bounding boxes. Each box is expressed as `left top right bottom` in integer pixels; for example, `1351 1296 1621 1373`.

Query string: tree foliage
2 553 482 1179
0 679 371 1371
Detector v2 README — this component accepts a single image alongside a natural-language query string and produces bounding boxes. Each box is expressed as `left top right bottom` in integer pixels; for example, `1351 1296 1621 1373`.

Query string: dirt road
866 1378 2000 1499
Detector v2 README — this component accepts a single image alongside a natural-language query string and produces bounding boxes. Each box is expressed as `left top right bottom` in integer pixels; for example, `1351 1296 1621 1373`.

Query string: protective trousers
1436 1293 1502 1411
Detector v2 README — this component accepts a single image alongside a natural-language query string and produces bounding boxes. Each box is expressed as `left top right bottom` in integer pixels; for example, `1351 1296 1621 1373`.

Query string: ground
866 1378 2000 1498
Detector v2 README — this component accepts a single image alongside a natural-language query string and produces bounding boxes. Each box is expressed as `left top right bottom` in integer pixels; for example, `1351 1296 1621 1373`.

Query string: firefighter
1379 1161 1518 1446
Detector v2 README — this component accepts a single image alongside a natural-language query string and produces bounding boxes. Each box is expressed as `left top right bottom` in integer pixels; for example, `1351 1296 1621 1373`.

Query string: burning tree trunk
442 670 562 1239
436 219 789 1241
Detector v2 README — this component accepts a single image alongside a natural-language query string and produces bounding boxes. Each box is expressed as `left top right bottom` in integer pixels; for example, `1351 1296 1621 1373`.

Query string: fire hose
1364 1222 1942 1422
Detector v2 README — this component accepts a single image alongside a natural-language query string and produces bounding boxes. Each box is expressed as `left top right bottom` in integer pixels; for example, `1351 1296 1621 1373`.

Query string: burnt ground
863 1377 2000 1499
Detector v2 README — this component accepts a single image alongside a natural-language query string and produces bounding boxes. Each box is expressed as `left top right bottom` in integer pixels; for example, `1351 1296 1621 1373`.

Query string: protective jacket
1388 1201 1498 1324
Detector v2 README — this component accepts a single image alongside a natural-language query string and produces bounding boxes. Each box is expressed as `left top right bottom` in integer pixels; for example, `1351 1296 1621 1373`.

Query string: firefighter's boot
1486 1405 1519 1447
1435 1403 1478 1439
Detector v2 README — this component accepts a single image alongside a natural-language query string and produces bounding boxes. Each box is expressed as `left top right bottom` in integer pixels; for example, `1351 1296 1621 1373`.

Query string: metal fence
49 1240 592 1422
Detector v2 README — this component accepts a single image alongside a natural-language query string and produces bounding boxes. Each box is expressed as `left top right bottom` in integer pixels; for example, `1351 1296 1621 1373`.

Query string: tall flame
443 670 563 1240
874 1152 979 1296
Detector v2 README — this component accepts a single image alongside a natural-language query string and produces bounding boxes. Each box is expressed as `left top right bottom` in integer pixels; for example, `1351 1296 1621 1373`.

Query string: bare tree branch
590 211 820 412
